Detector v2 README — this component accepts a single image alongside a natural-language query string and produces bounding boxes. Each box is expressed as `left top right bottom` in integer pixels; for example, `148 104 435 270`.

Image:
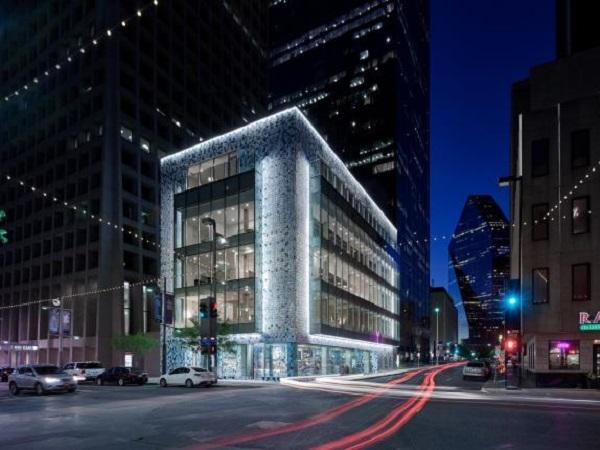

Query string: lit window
572 197 590 234
549 340 579 370
120 126 133 142
140 137 151 153
532 268 549 304
360 50 369 60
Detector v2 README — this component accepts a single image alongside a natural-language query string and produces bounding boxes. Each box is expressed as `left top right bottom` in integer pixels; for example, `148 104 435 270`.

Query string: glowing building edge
160 108 400 378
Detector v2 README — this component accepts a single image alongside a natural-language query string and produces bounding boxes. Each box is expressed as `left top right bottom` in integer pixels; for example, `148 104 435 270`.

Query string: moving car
63 361 105 382
462 361 491 380
96 367 148 386
159 366 217 388
8 365 77 395
0 367 14 382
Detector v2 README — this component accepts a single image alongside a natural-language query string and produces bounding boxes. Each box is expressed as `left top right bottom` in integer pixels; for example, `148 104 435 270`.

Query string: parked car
8 365 77 395
1 367 14 382
96 367 148 386
463 361 491 380
159 366 217 388
63 361 105 382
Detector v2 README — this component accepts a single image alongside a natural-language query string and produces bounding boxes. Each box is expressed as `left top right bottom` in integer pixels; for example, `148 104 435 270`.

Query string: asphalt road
0 366 598 450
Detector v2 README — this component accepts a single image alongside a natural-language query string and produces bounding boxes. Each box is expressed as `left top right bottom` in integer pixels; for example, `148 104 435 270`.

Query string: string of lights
1 0 160 105
0 0 205 143
0 278 159 311
2 154 597 261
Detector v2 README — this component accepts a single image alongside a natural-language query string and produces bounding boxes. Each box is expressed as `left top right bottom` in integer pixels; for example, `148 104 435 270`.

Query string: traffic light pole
201 217 218 372
161 277 167 375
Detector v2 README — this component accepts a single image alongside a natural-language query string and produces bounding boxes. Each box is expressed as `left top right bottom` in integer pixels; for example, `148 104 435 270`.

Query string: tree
111 333 158 360
175 318 236 354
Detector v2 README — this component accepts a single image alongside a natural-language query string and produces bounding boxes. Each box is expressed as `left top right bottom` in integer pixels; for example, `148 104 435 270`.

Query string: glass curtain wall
174 166 255 332
311 162 400 341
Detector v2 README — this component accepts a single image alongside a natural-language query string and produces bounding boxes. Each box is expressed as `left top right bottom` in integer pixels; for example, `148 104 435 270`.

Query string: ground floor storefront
524 333 600 388
165 331 396 380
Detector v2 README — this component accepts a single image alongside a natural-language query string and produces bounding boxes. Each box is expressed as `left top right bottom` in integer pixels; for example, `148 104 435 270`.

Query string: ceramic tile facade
161 108 397 376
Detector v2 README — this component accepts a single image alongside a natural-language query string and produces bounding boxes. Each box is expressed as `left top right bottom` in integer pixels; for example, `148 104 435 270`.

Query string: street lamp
434 306 440 365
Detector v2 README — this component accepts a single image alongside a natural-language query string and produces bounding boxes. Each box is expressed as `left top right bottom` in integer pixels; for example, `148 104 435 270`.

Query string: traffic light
209 298 218 318
0 209 8 244
504 337 518 353
199 303 208 319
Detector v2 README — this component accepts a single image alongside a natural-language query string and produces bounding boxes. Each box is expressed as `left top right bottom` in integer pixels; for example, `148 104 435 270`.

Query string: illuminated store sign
579 312 600 331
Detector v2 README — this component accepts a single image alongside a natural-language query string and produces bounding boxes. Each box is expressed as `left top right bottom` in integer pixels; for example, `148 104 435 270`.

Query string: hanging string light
0 278 159 311
0 0 160 106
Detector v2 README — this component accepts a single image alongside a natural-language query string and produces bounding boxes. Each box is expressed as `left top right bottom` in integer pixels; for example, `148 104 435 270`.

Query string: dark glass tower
0 0 267 370
269 0 430 358
448 195 509 345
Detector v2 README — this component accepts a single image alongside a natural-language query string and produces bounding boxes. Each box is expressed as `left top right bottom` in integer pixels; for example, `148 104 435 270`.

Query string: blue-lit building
448 195 510 345
160 108 400 378
269 0 430 360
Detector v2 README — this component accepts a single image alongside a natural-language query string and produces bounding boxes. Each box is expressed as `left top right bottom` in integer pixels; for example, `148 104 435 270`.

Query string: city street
1 365 598 449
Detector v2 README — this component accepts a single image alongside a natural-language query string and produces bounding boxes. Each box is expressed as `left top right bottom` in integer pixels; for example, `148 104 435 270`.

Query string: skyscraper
269 0 430 359
448 195 509 345
0 0 267 371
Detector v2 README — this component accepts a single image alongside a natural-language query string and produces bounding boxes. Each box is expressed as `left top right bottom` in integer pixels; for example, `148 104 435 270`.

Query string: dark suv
96 367 148 386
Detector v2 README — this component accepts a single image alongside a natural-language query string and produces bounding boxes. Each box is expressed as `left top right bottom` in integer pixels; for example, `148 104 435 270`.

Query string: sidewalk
482 385 600 400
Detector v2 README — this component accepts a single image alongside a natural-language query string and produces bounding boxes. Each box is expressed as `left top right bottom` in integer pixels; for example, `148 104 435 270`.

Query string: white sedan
159 366 217 388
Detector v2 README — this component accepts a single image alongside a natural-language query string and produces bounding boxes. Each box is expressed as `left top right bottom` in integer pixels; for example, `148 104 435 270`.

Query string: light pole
434 307 440 365
201 218 227 372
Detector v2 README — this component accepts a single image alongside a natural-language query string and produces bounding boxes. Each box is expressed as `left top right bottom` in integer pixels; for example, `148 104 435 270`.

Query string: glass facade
448 195 509 345
310 162 400 343
173 164 256 332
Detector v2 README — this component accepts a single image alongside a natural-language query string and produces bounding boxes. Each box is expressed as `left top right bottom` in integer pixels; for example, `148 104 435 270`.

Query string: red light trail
191 367 430 450
313 362 464 450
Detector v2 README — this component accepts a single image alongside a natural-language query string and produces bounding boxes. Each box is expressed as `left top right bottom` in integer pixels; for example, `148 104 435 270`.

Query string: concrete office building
160 108 400 378
0 1 267 370
509 3 600 386
429 287 458 360
269 0 431 360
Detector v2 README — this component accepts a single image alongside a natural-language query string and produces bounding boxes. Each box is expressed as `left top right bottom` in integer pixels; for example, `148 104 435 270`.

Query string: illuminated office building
161 108 400 378
269 0 431 359
0 1 267 370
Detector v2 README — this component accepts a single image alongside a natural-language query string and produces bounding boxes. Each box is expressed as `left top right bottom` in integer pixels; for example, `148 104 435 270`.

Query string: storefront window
548 340 580 370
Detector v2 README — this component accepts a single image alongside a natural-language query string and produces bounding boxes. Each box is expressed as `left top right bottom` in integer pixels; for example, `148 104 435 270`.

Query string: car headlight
44 377 61 383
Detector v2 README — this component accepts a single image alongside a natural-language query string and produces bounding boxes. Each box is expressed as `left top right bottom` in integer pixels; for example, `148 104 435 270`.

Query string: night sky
430 0 555 291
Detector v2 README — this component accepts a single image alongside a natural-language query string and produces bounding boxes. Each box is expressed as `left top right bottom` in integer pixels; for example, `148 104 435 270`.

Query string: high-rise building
448 195 509 345
510 3 600 386
269 0 430 359
161 108 400 378
0 0 267 371
429 287 458 361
